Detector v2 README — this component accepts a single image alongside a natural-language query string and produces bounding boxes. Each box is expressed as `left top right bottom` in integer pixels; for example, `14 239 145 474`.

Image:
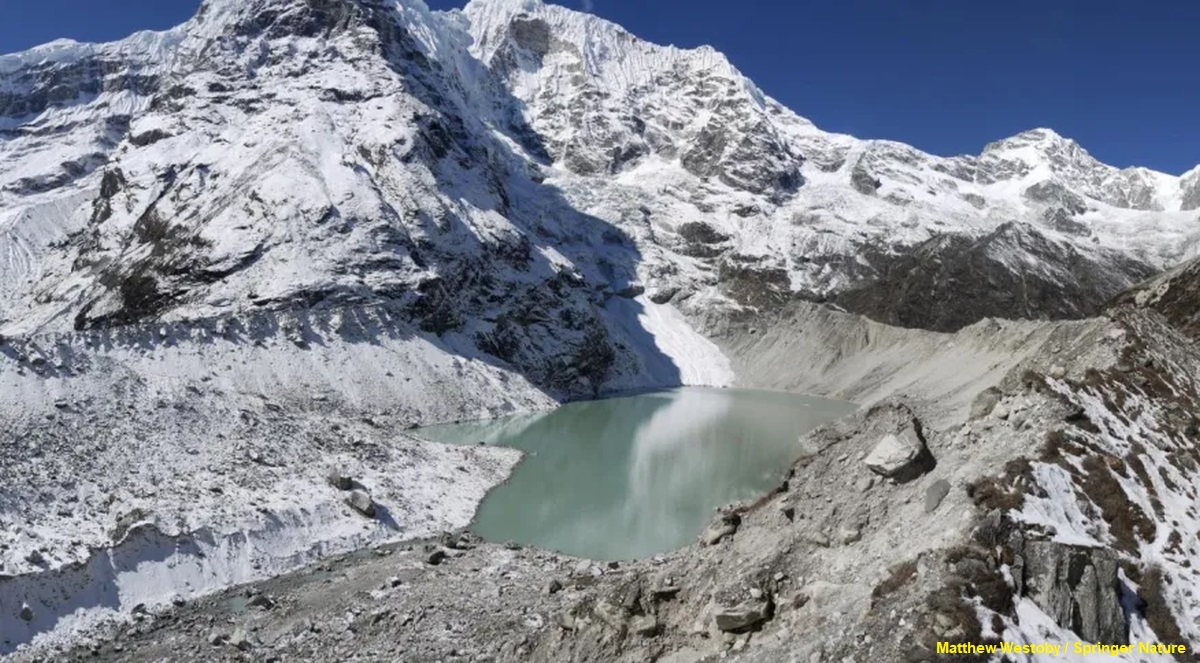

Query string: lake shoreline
412 386 857 560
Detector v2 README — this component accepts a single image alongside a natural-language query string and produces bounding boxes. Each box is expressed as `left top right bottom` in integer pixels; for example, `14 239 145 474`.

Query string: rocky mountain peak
982 127 1090 168
463 0 543 11
193 0 394 41
457 0 795 195
462 0 738 80
1180 165 1200 211
976 127 1178 211
998 126 1069 145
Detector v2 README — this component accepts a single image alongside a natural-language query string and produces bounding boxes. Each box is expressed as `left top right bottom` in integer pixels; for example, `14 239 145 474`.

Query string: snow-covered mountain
2 0 1199 357
6 1 1200 658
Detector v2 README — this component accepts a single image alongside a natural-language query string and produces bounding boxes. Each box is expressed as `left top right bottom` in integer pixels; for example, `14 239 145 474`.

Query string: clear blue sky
2 0 1196 174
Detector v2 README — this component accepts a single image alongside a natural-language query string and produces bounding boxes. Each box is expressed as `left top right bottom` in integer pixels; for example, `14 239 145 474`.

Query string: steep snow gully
2 0 1200 660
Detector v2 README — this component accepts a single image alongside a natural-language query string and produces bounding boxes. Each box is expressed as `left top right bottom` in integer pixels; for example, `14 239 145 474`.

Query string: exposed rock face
1021 541 1126 644
1024 180 1087 213
850 163 881 195
1114 253 1200 340
1181 167 1200 211
833 222 1157 332
508 16 552 56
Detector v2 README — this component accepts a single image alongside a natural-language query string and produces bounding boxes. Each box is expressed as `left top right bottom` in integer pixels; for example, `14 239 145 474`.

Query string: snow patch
606 297 734 388
1017 462 1103 547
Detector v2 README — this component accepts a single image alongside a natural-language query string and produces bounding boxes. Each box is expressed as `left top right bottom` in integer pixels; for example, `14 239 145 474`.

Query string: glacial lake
415 387 857 560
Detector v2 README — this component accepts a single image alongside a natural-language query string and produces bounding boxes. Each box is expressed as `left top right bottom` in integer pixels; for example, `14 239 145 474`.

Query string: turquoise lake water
415 387 857 560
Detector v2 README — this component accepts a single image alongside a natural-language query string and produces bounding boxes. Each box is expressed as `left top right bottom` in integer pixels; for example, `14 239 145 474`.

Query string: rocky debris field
0 304 564 658
16 299 1198 662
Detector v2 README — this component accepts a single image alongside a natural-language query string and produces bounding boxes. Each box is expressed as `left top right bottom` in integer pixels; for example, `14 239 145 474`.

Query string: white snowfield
0 0 1197 659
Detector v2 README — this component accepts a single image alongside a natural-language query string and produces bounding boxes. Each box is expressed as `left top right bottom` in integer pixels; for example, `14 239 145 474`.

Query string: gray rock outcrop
832 222 1157 333
1182 169 1200 211
1021 540 1126 644
850 165 882 195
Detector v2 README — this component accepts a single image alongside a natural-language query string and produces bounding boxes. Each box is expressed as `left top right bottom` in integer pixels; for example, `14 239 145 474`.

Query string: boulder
713 595 772 632
558 611 578 631
346 490 376 518
228 627 253 651
438 531 466 550
617 283 646 299
327 469 354 491
802 531 831 548
924 479 951 513
700 510 741 546
648 286 680 304
631 613 660 636
838 525 863 545
592 598 629 634
652 584 681 601
970 387 1003 420
1021 541 1126 644
778 502 796 522
18 602 33 622
863 421 935 483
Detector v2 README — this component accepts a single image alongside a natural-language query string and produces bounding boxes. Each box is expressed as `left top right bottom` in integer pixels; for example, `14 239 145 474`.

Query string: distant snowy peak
979 127 1177 211
0 31 182 76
